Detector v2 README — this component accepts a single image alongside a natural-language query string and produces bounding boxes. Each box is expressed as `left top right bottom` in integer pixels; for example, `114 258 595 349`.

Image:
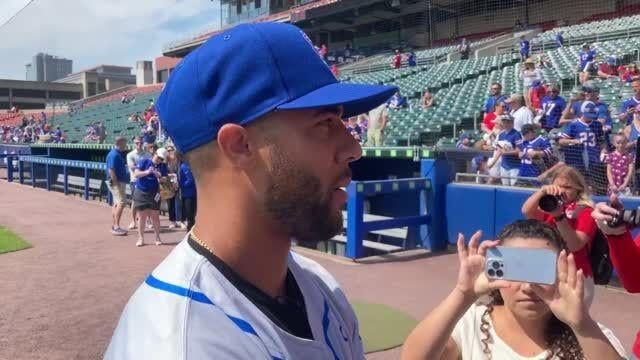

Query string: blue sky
0 0 221 80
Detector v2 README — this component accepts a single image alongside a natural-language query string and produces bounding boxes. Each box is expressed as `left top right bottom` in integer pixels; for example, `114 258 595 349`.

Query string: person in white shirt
105 22 397 360
506 93 535 131
401 220 627 360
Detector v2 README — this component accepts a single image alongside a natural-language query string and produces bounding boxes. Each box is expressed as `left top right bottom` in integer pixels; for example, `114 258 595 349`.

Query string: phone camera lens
487 269 496 277
496 269 504 278
492 261 500 270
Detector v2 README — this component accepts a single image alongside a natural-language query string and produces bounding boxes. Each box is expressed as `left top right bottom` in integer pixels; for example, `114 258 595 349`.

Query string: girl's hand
532 251 589 330
454 231 510 300
541 185 563 197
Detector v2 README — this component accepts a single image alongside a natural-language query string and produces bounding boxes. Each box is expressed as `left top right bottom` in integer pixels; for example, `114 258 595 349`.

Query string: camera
607 208 640 228
538 194 563 213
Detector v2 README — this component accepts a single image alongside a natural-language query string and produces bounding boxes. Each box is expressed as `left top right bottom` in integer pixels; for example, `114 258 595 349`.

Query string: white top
521 68 542 88
368 103 388 130
126 149 150 183
104 238 365 360
511 107 534 132
451 303 628 360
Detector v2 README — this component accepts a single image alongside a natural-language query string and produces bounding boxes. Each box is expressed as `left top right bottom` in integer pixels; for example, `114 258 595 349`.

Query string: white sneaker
168 222 177 230
111 227 127 236
128 221 137 230
136 239 144 247
155 238 163 246
179 222 187 230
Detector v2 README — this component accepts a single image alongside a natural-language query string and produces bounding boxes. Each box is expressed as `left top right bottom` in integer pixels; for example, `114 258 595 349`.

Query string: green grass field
0 226 32 254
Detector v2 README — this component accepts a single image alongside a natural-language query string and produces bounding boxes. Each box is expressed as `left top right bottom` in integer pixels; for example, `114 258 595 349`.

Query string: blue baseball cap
157 23 398 153
581 101 599 120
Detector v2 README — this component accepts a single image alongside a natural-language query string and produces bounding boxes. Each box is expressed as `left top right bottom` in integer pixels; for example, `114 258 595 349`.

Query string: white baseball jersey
105 237 365 360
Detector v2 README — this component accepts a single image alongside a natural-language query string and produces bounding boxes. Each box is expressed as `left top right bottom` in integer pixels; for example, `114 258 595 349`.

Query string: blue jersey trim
145 274 282 359
322 300 340 360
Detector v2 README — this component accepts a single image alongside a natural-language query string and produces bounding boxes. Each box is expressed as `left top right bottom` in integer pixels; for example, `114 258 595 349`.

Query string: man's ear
216 124 255 167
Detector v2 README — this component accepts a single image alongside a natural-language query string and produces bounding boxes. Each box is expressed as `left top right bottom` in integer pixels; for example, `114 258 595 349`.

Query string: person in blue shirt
106 136 130 236
178 158 197 231
407 50 416 67
555 32 564 48
559 101 607 193
618 79 640 125
133 147 169 246
484 83 508 114
540 84 566 131
518 124 552 184
560 84 599 126
497 115 522 186
578 44 597 84
519 36 530 62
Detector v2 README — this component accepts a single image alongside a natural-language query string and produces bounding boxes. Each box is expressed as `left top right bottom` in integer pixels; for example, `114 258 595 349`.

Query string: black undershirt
188 236 314 340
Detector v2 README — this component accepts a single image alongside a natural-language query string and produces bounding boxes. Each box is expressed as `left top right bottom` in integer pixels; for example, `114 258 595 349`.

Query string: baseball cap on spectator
505 94 525 104
607 56 617 65
157 22 398 154
497 114 514 123
156 148 169 161
580 101 599 120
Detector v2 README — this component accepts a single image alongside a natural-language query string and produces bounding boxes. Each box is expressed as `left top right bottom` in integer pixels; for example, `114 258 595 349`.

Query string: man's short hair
521 124 537 135
115 136 126 144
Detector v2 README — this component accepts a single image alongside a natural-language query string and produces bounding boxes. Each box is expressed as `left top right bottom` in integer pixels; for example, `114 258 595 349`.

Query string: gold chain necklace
189 230 214 254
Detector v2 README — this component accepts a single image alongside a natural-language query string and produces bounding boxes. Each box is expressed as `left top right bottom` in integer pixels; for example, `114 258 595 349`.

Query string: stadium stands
534 14 640 46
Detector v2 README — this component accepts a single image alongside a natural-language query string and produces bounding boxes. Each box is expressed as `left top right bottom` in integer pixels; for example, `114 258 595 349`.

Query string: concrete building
0 79 82 110
25 53 73 82
55 65 135 98
135 61 154 86
154 56 182 84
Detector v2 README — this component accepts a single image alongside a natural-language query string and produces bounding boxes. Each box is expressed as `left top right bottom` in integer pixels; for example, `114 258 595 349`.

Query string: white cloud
0 0 221 80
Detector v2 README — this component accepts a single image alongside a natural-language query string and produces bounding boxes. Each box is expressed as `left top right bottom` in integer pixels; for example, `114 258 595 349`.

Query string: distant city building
25 53 73 82
55 65 135 98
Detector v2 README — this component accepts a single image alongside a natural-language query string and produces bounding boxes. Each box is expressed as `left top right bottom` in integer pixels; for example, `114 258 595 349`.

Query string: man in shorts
125 136 150 229
105 136 129 235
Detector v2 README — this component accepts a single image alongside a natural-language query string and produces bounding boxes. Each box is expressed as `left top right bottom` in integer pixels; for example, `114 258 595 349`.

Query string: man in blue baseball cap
105 23 396 359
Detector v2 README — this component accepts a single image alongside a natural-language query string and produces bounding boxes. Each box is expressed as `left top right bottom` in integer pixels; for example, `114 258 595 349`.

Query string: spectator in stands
620 63 640 83
407 50 416 67
421 90 434 109
142 126 156 145
53 126 63 143
623 104 640 152
481 100 505 134
106 136 129 236
96 122 106 144
555 31 564 48
528 80 547 114
496 114 522 186
592 196 640 359
578 43 597 84
147 99 155 112
392 49 402 69
345 117 362 143
521 60 542 106
484 82 507 114
518 123 552 183
506 93 534 132
401 221 627 360
387 91 408 109
126 136 150 230
164 145 182 230
540 84 566 131
132 147 168 247
605 133 634 196
522 165 598 306
178 154 197 231
330 64 340 77
618 79 640 125
597 56 620 79
560 84 597 126
519 35 530 62
456 132 472 150
319 44 328 61
559 101 607 192
367 103 388 147
458 38 470 60
357 113 368 133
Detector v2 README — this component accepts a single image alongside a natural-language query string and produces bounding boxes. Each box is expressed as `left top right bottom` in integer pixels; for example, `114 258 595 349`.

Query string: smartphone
485 246 557 285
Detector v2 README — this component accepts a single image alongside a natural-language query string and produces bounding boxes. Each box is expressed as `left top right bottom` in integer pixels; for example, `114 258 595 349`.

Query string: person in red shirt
522 165 597 307
620 63 640 83
330 64 340 78
592 194 640 359
529 80 547 111
598 57 620 79
481 101 506 134
392 50 402 69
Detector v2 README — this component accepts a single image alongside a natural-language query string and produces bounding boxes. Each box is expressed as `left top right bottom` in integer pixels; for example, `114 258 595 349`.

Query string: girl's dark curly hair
479 220 585 360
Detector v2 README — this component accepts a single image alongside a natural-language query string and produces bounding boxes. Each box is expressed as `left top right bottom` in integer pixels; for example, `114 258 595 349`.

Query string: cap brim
276 82 398 118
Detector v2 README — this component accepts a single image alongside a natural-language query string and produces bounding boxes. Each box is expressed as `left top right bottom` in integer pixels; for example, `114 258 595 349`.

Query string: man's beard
264 147 344 245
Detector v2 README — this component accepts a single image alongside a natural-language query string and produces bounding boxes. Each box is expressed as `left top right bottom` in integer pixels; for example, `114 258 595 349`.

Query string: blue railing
345 177 432 259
